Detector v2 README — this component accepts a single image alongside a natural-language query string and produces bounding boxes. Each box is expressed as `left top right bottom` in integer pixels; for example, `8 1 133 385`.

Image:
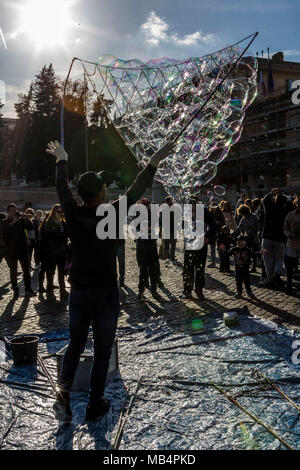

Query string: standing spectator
24 208 36 269
234 204 259 273
234 193 248 224
33 210 44 267
259 189 292 289
161 196 177 261
136 198 160 298
0 212 6 264
229 235 257 299
0 204 36 297
218 225 233 273
220 200 234 230
117 239 125 288
39 204 68 300
284 197 300 295
208 205 225 268
251 198 261 217
181 196 216 300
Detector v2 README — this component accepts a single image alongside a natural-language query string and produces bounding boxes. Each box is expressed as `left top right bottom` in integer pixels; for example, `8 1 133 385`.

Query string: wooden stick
113 380 141 450
211 381 295 450
254 370 300 413
137 329 276 355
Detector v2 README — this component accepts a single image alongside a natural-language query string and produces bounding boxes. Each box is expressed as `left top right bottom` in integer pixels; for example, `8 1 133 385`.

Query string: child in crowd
228 235 261 299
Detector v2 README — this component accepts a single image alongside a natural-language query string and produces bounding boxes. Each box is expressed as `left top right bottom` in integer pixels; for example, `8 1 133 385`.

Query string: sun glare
19 0 72 48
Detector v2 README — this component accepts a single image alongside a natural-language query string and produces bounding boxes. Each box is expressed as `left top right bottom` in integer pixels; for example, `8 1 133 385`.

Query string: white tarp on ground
1 308 300 450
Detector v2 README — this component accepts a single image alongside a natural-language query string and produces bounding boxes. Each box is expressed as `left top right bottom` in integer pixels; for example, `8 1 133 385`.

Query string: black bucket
8 335 39 365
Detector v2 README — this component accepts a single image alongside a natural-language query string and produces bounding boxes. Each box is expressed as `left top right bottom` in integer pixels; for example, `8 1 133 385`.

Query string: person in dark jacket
181 196 217 300
0 212 7 263
234 204 259 273
161 195 177 261
259 188 293 288
46 139 175 421
207 204 225 268
0 204 36 297
218 225 233 273
135 198 160 298
38 204 68 300
228 235 259 299
116 239 125 288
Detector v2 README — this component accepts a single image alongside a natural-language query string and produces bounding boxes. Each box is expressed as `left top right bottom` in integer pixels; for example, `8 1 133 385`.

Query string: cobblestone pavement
1 239 300 336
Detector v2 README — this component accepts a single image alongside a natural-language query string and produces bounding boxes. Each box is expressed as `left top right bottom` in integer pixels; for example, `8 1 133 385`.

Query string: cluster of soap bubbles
207 185 226 208
83 38 257 198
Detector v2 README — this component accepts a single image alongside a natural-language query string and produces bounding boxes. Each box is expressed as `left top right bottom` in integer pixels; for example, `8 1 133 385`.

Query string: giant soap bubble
61 34 258 201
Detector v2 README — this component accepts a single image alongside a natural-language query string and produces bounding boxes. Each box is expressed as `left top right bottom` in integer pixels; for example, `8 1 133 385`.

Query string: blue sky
0 0 300 117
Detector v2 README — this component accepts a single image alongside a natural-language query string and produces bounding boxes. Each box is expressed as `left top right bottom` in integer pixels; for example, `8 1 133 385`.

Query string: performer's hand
149 141 176 168
46 140 68 163
260 248 267 254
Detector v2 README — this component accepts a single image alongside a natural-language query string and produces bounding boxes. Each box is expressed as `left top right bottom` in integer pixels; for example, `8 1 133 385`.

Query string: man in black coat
0 204 36 297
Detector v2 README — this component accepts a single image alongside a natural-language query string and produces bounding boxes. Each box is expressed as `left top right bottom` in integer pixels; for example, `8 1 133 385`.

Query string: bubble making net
61 33 258 198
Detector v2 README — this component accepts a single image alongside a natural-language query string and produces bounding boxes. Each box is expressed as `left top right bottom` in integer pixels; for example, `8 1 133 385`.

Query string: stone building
216 52 300 197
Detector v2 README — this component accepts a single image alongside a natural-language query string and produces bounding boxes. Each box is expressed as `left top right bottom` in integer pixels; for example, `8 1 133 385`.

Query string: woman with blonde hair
38 204 68 300
220 200 234 230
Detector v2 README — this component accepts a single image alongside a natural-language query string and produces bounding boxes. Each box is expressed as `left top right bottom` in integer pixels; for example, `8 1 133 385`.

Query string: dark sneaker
86 397 110 421
13 288 19 298
38 286 46 294
195 290 205 301
207 263 216 268
151 288 158 297
235 293 242 299
60 289 69 299
46 291 56 301
247 291 256 299
180 292 192 299
119 280 125 288
250 267 257 273
25 288 37 297
53 391 72 421
273 274 285 290
157 279 164 288
137 290 145 300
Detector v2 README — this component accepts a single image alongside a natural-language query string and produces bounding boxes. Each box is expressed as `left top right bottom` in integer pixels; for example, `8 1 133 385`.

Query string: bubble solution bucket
8 336 39 365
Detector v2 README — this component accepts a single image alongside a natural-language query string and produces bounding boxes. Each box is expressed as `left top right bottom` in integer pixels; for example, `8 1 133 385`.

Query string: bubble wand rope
253 369 300 413
172 31 258 144
60 57 79 147
211 381 295 450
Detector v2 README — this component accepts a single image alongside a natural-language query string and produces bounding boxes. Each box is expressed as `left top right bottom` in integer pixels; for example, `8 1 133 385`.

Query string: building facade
216 52 300 197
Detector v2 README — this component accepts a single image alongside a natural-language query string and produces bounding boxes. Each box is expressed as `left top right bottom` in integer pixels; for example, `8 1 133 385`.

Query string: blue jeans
59 286 119 402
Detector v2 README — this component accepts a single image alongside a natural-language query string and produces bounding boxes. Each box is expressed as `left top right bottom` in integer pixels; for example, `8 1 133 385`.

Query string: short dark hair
189 195 199 204
7 203 16 212
165 196 173 203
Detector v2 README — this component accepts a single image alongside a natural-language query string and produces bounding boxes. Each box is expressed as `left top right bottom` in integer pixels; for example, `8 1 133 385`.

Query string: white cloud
283 49 300 57
141 11 218 47
141 11 168 45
